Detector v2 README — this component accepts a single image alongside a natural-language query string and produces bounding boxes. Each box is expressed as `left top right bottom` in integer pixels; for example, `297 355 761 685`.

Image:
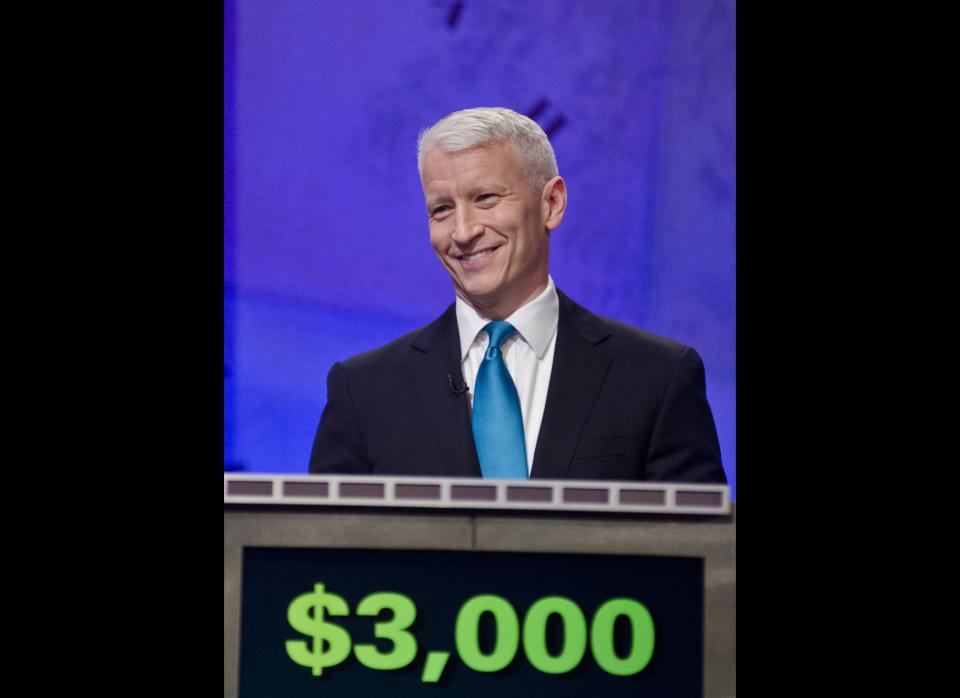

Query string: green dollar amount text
285 583 655 682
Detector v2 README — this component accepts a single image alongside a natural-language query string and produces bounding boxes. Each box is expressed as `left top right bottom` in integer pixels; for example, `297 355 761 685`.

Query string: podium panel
224 475 735 697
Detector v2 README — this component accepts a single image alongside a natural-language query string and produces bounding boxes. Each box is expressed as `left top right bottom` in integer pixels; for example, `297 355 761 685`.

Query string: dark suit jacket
309 291 725 483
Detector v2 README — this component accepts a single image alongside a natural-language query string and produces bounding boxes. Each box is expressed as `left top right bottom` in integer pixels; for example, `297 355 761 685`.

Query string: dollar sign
285 583 352 676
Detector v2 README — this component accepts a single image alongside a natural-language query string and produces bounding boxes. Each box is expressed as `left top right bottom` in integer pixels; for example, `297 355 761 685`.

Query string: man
309 107 725 483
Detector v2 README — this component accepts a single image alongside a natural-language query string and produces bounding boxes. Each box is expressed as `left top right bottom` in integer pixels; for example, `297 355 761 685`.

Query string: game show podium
224 474 735 698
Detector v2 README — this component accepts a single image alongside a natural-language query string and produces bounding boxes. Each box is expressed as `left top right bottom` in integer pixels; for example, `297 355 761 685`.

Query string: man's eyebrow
469 182 507 194
426 183 507 208
425 195 452 210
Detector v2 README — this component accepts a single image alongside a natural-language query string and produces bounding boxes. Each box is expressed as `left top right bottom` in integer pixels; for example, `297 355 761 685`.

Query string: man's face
421 142 564 319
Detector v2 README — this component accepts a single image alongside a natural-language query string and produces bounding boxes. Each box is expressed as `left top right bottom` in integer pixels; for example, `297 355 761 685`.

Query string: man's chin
454 284 502 314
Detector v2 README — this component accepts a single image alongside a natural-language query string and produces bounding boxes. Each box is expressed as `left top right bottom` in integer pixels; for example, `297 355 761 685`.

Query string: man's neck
457 278 550 320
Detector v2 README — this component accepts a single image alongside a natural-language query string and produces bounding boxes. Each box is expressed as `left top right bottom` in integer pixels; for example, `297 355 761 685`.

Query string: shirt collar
456 275 560 361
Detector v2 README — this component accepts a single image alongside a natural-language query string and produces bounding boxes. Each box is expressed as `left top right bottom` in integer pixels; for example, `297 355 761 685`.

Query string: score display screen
238 547 704 697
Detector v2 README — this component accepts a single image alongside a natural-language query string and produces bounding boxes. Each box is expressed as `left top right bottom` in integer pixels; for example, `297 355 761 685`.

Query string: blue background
224 0 736 499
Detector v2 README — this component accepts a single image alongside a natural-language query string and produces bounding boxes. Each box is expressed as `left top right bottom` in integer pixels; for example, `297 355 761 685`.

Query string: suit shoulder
601 316 691 358
561 294 692 361
337 304 456 374
339 328 418 371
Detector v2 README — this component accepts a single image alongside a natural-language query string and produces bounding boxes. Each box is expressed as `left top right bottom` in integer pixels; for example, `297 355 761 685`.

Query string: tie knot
483 321 517 350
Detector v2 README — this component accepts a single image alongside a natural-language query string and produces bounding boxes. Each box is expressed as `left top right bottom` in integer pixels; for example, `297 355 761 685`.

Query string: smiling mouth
455 245 500 263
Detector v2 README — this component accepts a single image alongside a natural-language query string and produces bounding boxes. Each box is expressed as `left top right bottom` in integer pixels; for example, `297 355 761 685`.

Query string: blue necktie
472 321 528 479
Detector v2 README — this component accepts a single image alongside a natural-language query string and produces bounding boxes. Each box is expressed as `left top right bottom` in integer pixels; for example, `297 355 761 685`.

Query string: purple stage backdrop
224 0 736 499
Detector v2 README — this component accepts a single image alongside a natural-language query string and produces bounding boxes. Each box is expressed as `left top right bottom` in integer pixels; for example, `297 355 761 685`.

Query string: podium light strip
224 475 730 516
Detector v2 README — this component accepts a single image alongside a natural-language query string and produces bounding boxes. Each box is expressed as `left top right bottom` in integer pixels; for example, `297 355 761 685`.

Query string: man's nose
451 210 484 245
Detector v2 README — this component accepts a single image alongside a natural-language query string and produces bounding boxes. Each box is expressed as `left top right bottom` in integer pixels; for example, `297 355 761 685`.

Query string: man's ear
542 176 567 231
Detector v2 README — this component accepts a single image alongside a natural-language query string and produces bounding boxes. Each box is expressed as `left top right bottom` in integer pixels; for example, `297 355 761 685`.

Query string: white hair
416 107 559 190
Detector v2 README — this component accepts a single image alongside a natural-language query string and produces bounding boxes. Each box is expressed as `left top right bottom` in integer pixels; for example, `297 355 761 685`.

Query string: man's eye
432 205 451 216
477 193 497 202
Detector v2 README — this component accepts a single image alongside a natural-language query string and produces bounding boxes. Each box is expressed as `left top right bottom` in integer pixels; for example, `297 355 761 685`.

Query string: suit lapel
406 305 482 477
531 291 613 479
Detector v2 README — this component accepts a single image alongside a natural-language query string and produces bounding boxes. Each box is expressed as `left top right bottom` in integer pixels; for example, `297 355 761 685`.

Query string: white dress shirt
455 275 560 475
